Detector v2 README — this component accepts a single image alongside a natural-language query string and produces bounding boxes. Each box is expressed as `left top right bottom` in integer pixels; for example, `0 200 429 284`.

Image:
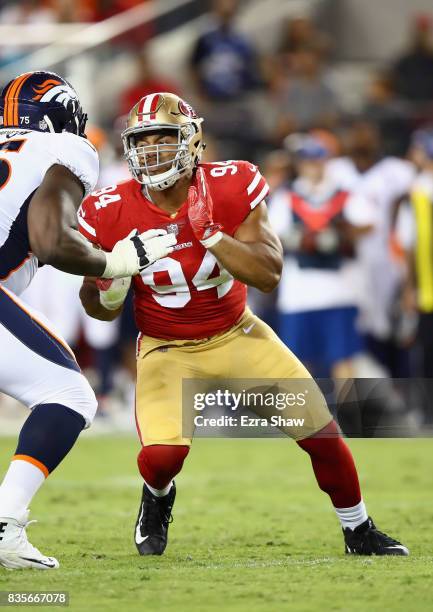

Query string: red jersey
78 161 269 339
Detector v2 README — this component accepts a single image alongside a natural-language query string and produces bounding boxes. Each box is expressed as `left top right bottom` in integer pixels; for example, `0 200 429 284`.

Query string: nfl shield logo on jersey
166 223 179 236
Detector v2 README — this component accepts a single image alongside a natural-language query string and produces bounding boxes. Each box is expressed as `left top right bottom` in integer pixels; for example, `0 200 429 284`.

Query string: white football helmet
121 92 205 190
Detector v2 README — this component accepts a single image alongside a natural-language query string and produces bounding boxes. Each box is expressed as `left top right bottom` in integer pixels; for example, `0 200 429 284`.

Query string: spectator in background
326 121 416 377
273 48 339 142
0 0 54 24
189 0 261 159
118 49 180 118
87 0 146 21
0 0 56 66
261 149 292 194
277 15 332 64
54 0 81 22
392 14 433 103
268 134 374 380
364 70 412 156
190 0 258 101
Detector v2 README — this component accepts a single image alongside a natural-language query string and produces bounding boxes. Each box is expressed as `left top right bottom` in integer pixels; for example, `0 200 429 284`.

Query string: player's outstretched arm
28 165 176 278
211 203 283 293
28 165 108 276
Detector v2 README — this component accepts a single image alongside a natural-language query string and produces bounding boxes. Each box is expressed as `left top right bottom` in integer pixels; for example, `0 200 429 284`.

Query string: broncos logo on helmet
32 79 80 114
0 71 87 137
32 79 63 100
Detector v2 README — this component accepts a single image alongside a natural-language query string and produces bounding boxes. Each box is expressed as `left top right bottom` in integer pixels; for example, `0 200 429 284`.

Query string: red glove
187 168 223 248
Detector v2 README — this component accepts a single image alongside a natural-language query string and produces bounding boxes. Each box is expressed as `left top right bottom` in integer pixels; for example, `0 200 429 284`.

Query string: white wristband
99 277 131 310
200 231 223 249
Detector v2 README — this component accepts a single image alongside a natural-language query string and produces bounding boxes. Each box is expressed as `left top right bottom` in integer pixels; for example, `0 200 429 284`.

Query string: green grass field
0 436 432 611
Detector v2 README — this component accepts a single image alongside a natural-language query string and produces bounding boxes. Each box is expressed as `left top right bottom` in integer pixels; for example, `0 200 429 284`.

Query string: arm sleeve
48 132 99 197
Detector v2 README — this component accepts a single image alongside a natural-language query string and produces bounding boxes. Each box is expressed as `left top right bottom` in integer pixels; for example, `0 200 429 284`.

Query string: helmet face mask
122 93 205 191
0 70 87 137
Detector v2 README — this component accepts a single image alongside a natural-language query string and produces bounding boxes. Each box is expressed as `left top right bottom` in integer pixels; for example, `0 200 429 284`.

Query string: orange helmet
121 92 205 190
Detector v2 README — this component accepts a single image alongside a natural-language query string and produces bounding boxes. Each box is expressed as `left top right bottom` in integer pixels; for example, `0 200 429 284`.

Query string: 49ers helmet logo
178 99 197 119
32 79 79 112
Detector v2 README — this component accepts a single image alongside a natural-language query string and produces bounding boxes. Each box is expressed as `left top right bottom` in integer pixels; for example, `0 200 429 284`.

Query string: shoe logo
135 531 149 545
242 323 255 334
135 506 149 545
0 522 6 541
21 557 57 568
4 131 29 139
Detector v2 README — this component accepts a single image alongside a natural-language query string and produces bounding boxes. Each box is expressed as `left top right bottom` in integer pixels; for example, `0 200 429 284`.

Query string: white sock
0 460 46 520
145 480 173 498
335 500 368 530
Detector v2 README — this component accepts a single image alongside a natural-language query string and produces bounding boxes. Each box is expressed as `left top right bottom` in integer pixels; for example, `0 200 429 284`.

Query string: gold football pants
135 309 332 446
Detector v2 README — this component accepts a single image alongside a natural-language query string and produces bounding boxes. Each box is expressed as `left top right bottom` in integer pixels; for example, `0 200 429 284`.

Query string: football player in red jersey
79 93 408 557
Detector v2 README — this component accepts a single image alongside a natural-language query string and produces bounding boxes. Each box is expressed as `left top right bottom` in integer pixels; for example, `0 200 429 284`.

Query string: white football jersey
326 157 416 337
0 128 98 295
268 177 376 313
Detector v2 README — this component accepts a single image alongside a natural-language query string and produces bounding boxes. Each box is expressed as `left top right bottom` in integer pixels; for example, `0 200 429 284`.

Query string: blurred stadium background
1 0 433 436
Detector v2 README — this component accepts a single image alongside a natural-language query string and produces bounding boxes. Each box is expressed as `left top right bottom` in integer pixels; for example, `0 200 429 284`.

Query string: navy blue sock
14 403 85 475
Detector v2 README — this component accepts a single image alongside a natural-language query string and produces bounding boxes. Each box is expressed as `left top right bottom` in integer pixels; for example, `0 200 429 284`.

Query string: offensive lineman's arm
28 165 176 278
28 165 107 276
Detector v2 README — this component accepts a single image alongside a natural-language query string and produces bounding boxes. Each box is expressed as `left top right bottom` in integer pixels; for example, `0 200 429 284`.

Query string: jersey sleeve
210 160 270 235
239 161 270 211
77 194 99 245
343 193 378 227
382 158 416 200
233 160 270 232
48 132 99 197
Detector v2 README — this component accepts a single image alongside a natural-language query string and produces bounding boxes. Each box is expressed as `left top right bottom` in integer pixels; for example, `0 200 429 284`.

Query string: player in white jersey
326 122 416 375
0 71 177 570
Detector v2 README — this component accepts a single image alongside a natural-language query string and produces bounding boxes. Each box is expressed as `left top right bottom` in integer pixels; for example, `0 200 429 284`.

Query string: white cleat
0 511 59 570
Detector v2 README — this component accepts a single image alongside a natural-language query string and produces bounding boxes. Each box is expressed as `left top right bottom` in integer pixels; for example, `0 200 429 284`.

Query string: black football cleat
134 482 176 556
343 517 409 556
